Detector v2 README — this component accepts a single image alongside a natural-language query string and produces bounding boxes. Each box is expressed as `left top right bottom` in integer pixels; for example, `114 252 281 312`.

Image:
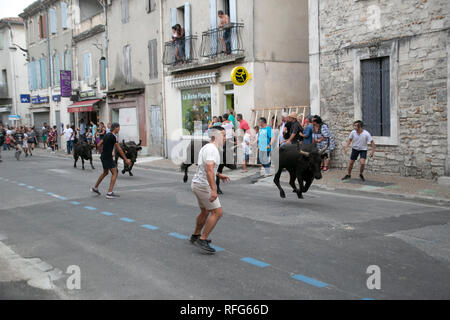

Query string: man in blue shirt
257 117 272 177
301 115 314 144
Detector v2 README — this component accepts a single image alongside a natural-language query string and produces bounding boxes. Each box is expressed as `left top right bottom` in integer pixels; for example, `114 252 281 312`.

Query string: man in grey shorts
190 126 230 253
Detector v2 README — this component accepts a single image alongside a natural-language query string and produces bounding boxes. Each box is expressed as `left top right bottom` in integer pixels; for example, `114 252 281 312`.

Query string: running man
11 127 25 161
91 123 131 199
190 126 230 253
342 120 375 182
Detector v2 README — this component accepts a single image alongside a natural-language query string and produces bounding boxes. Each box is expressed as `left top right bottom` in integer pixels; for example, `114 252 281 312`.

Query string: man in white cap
282 112 302 145
279 112 289 146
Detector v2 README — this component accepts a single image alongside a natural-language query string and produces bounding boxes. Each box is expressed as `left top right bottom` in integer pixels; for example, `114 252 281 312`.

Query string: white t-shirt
64 128 74 141
349 130 373 151
192 143 221 187
222 122 234 140
242 132 252 155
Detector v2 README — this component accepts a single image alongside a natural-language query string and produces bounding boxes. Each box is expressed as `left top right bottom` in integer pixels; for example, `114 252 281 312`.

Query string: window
100 57 107 89
83 52 91 81
40 58 47 88
65 49 71 70
123 45 131 84
361 57 390 137
29 60 37 91
146 0 156 13
35 59 41 89
49 8 57 34
121 0 129 24
54 53 60 86
148 39 158 79
1 69 7 93
181 87 212 135
38 14 47 39
61 2 68 30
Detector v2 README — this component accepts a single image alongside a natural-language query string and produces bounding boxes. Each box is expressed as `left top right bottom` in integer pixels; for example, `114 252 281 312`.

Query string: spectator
87 128 93 145
342 120 375 182
300 115 314 145
42 123 49 149
279 112 289 146
312 115 335 172
171 24 185 64
227 109 236 127
221 114 234 141
79 119 87 142
241 128 252 173
62 124 74 154
237 114 250 132
218 10 231 54
282 112 303 145
257 117 272 177
0 123 5 162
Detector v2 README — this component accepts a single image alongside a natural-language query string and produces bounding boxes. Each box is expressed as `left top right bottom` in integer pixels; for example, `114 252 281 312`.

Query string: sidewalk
29 148 450 206
138 158 450 206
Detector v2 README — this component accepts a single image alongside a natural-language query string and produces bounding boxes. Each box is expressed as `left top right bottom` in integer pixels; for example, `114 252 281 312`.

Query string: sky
0 0 36 19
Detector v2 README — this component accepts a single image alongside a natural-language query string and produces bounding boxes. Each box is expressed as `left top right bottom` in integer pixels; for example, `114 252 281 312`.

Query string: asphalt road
0 150 449 300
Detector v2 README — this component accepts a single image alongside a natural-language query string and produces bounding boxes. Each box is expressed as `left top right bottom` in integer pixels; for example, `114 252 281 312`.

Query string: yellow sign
231 66 251 86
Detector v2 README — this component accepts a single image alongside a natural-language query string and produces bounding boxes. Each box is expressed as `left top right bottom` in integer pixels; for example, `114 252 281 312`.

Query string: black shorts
351 149 367 161
101 157 116 170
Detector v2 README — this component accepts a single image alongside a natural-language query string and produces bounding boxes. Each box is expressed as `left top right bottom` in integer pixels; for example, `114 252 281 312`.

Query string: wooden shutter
100 58 107 89
61 2 68 29
40 58 47 88
184 3 191 60
361 57 390 137
124 45 131 83
49 8 56 34
148 39 158 79
170 8 177 27
122 0 129 23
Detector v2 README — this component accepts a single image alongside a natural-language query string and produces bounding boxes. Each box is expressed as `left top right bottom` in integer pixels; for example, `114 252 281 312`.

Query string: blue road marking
19 183 26 186
120 218 135 223
362 298 375 300
27 186 35 189
36 189 45 192
142 224 159 230
84 206 97 211
210 245 225 252
100 212 115 216
168 233 189 240
291 274 328 288
71 201 81 205
46 192 55 196
57 196 68 200
240 257 270 268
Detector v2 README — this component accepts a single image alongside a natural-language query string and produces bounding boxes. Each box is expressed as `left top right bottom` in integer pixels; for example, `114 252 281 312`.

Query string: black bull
181 139 237 194
115 140 142 176
273 140 329 199
73 141 95 170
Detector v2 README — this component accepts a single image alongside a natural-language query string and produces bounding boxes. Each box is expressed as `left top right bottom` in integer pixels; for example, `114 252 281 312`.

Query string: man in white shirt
342 121 375 182
279 112 289 146
190 126 230 253
61 124 74 154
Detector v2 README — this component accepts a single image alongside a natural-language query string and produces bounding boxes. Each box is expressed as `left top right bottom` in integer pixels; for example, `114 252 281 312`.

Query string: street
0 150 449 300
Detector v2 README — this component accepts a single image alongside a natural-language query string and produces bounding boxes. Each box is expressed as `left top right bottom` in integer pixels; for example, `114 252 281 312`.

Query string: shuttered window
148 39 158 79
54 53 60 86
0 31 3 50
361 57 390 137
35 59 41 89
49 8 57 34
121 0 129 23
100 58 107 89
84 52 91 81
39 15 47 39
123 45 131 83
61 2 68 29
40 58 47 88
146 0 156 13
65 50 71 70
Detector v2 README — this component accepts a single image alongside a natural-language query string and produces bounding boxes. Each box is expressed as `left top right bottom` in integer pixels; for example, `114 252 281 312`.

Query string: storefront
180 87 212 136
68 99 102 128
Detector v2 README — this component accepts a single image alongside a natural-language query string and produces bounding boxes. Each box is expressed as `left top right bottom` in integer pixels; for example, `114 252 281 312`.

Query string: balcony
163 36 198 69
73 11 105 41
200 23 244 60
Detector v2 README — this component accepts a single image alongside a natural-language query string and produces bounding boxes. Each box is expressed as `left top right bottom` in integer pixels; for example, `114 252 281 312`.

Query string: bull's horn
320 138 330 155
138 140 142 146
123 140 126 145
299 150 310 157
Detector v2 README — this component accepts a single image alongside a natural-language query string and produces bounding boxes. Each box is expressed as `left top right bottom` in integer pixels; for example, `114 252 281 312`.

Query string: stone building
309 0 449 179
106 0 163 156
162 0 310 158
0 18 28 126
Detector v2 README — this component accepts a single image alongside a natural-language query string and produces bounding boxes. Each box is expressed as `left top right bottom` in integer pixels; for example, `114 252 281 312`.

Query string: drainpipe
159 0 168 158
7 23 18 120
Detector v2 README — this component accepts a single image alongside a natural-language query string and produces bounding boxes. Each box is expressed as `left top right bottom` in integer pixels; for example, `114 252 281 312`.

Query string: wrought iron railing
200 23 244 58
163 36 198 66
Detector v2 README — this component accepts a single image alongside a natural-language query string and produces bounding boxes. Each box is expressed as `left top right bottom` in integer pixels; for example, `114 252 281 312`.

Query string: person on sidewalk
342 120 375 182
11 127 25 161
0 123 5 163
190 126 230 253
257 117 273 177
62 124 74 155
312 115 335 172
91 123 131 199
